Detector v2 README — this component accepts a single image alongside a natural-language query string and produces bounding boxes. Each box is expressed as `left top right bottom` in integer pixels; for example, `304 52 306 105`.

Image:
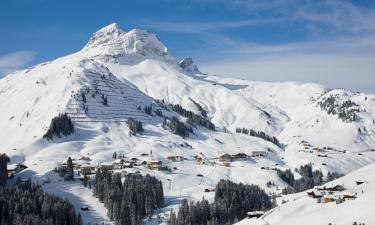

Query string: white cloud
199 34 375 93
0 51 37 76
143 18 280 34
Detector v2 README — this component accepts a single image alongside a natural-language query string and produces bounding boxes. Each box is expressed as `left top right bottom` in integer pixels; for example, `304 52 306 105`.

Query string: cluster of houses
307 184 357 204
299 140 349 158
62 148 270 180
67 150 167 178
216 151 268 167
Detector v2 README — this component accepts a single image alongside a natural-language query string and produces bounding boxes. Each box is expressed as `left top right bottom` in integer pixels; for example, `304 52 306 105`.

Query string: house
247 211 264 219
100 163 113 172
231 153 247 160
322 196 336 203
149 161 162 171
343 192 357 200
307 190 323 198
148 150 162 171
79 156 91 161
222 162 230 167
113 158 134 169
123 162 133 168
326 184 345 192
7 163 28 177
219 153 232 162
80 164 96 175
251 151 267 157
167 156 177 161
166 155 184 161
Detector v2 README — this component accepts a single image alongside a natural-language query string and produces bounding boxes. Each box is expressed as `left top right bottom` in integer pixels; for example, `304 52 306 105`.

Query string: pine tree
64 157 74 181
0 154 9 185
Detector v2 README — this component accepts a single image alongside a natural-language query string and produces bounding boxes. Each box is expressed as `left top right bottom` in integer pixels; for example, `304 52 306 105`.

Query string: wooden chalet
80 164 96 175
326 184 345 192
100 163 113 172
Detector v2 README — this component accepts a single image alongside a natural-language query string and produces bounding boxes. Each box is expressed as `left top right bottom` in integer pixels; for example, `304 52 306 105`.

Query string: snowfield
1 23 375 224
235 163 375 225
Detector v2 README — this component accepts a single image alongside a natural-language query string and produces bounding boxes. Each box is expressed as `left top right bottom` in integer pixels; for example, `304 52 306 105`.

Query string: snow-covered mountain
1 23 375 224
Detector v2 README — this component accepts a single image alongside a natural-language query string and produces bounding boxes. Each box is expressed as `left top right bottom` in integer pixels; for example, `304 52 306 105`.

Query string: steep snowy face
179 58 202 74
82 23 171 61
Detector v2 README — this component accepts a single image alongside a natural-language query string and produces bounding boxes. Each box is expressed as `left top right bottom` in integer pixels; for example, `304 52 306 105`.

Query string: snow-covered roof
247 211 264 216
7 164 17 170
81 164 95 168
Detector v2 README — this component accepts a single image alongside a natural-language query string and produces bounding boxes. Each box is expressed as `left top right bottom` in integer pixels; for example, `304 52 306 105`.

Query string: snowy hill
235 163 375 225
1 23 375 224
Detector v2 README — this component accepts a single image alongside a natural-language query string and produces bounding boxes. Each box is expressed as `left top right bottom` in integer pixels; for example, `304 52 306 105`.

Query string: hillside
0 23 375 224
236 163 375 225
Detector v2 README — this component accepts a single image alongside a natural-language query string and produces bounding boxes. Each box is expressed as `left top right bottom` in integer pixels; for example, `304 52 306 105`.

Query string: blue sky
1 0 375 92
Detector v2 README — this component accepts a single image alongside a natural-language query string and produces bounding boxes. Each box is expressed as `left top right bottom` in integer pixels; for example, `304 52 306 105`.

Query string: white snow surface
235 163 375 225
1 23 375 224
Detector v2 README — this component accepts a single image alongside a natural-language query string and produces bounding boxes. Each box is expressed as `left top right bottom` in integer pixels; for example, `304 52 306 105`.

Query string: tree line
277 163 324 194
168 179 272 225
317 95 359 122
170 104 215 131
0 154 9 186
162 117 193 138
93 171 164 225
0 179 81 225
127 117 144 135
235 128 281 147
43 113 74 140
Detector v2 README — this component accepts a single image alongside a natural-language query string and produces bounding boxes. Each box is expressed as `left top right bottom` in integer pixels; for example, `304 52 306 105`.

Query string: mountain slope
0 23 375 224
236 163 375 225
